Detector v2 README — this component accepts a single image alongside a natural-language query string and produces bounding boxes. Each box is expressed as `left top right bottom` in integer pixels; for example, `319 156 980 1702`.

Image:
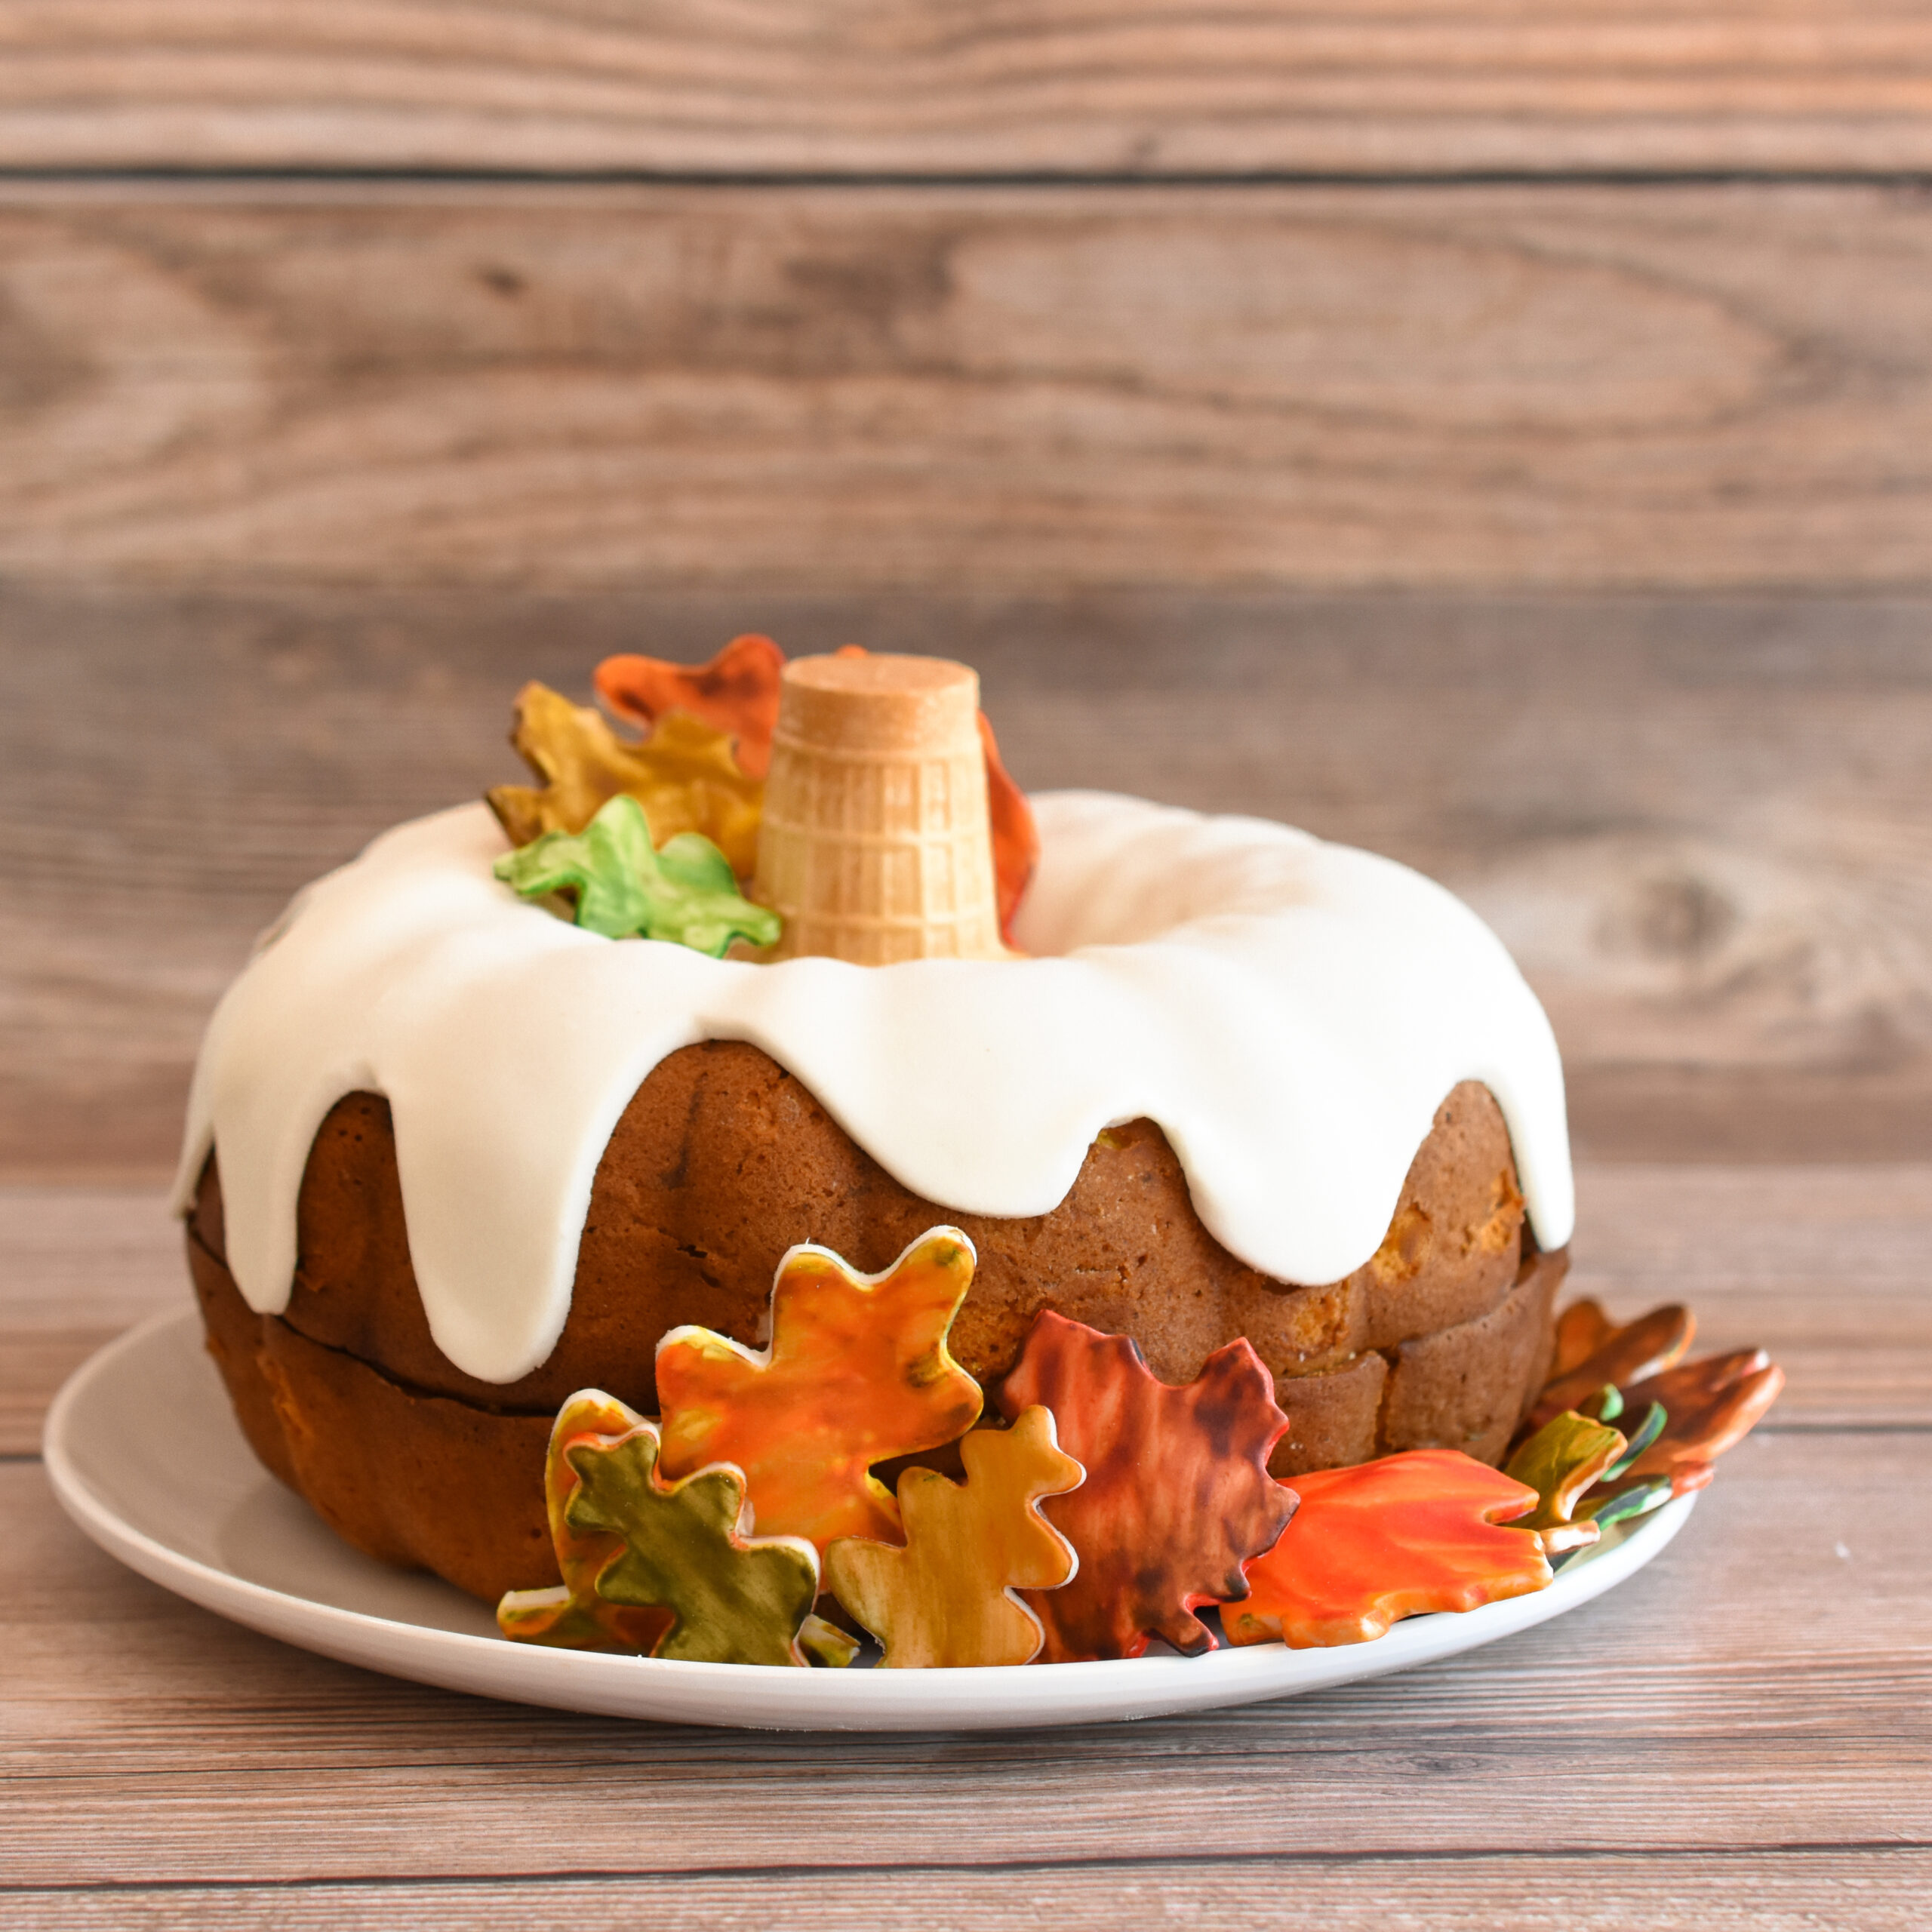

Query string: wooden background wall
4 5 1931 1179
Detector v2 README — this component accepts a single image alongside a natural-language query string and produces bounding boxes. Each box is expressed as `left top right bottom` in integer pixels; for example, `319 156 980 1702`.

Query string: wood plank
5 1431 1927 1884
1564 1164 1932 1430
7 1851 1930 1932
0 1189 182 1454
8 1165 1927 1450
2 4 1931 177
5 580 1932 1175
2 181 1932 592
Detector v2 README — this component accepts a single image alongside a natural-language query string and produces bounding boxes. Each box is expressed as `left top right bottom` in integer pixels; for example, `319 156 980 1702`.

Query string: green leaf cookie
1503 1409 1628 1555
562 1419 822 1668
494 792 780 955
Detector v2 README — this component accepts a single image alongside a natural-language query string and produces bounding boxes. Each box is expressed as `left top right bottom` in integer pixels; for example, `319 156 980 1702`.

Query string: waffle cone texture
752 654 1008 964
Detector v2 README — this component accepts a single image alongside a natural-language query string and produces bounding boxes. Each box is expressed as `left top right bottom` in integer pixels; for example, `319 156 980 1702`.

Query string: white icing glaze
172 791 1574 1386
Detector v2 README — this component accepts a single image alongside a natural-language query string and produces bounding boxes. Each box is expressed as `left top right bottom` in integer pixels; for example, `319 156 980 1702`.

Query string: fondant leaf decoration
595 635 787 780
496 1390 675 1656
998 1312 1294 1663
497 1389 823 1666
1585 1348 1786 1519
1503 1410 1629 1555
824 1407 1084 1669
487 680 764 876
977 709 1041 949
494 793 780 956
656 1228 986 1555
1225 1449 1552 1650
1527 1300 1696 1432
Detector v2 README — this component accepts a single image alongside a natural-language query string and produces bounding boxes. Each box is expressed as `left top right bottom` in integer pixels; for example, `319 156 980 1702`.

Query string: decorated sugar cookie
1226 1451 1551 1650
655 1229 985 1553
998 1312 1295 1663
497 1389 839 1669
826 1406 1084 1669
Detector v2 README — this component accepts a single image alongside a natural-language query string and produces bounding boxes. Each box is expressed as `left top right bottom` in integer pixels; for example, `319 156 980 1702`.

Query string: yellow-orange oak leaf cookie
486 681 763 877
655 1227 985 1554
1226 1448 1551 1651
825 1407 1084 1669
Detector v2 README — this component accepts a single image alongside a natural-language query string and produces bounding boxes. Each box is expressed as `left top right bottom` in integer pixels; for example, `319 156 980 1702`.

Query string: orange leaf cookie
1589 1347 1785 1514
655 1227 986 1554
1225 1449 1551 1650
998 1312 1294 1662
595 635 787 780
825 1407 1084 1669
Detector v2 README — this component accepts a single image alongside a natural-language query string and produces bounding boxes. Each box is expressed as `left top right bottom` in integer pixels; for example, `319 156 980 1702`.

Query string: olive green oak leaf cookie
495 1389 678 1657
1503 1409 1629 1556
561 1409 823 1666
494 792 780 955
499 1392 851 1667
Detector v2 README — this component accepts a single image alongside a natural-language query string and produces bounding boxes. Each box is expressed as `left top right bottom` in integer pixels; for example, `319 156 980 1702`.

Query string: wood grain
1572 1166 1932 1430
9 1855 1930 1932
0 1189 181 1454
8 1165 1927 1453
2 3 1931 177
5 1431 1927 1885
5 580 1930 1177
4 180 1932 592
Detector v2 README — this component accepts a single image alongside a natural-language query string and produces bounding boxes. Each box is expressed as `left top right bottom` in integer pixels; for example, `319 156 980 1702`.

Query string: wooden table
5 5 1932 1922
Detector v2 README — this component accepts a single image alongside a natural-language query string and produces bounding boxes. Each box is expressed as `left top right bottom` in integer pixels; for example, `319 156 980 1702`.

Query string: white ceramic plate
45 1309 1696 1732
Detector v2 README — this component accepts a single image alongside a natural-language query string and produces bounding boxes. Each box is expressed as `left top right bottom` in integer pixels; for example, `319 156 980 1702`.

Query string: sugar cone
752 654 1009 964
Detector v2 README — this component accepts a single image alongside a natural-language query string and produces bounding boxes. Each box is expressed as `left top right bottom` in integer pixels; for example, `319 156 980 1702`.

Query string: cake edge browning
186 1235 1562 1604
241 1044 1532 1411
184 1055 1562 1604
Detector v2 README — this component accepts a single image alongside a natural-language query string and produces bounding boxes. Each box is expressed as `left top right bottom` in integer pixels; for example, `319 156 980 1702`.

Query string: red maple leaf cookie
998 1312 1294 1661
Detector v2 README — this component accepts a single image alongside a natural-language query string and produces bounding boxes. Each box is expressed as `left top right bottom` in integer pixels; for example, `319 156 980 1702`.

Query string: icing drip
172 792 1574 1386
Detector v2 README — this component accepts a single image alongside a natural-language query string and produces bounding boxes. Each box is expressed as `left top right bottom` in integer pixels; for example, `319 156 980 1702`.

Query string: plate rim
43 1306 1698 1732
